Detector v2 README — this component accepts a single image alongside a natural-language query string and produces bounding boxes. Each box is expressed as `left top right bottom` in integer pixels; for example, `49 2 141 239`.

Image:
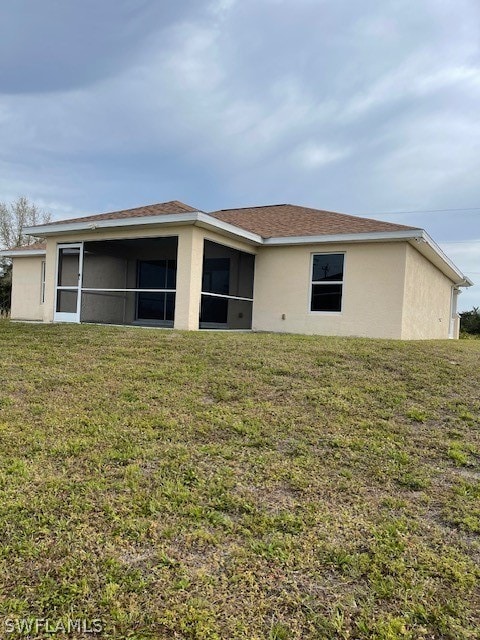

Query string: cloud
0 0 479 242
296 143 351 169
0 0 200 94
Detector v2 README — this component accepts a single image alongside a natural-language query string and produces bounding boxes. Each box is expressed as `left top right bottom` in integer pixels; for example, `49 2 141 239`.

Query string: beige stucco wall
252 242 408 338
401 243 454 339
10 256 45 321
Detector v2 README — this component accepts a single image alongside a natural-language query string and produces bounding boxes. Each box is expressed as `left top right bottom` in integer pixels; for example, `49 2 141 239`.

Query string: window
40 260 46 304
310 253 344 312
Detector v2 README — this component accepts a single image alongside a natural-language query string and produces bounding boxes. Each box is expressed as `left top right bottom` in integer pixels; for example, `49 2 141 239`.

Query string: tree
0 262 11 316
0 197 51 315
460 307 480 335
0 196 51 250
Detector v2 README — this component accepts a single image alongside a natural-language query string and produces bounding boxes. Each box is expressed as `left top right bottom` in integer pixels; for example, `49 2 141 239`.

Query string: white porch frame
54 242 84 323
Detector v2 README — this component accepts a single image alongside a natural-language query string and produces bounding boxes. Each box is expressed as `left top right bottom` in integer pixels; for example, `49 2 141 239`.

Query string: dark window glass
137 259 176 322
137 292 176 321
138 260 176 289
200 296 228 324
166 262 176 289
311 284 342 312
202 258 230 295
312 254 344 282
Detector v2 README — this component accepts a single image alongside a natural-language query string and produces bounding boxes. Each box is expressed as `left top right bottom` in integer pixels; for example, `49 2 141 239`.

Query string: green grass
0 321 479 639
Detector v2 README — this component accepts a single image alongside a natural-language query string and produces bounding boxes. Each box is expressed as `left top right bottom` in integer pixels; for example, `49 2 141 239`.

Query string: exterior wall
10 256 45 321
252 242 408 338
401 243 454 339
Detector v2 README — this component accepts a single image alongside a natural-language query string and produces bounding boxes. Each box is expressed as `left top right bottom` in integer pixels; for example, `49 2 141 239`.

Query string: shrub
460 307 480 335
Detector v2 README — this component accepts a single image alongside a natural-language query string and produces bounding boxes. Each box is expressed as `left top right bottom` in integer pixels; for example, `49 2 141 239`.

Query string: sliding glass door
136 259 176 325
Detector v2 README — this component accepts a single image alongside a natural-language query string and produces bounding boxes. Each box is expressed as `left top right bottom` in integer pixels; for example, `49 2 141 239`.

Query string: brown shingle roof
7 241 46 252
210 204 418 238
34 200 419 240
46 200 199 226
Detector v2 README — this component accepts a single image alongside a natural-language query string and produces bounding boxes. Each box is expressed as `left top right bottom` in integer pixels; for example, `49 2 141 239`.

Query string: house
0 200 472 339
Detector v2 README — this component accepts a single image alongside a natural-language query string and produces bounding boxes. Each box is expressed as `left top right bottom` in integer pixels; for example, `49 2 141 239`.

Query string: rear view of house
1 200 472 339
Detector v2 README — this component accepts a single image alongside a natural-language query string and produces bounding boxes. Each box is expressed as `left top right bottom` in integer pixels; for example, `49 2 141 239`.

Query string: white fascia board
0 249 46 257
416 231 473 287
195 213 263 245
23 212 201 236
23 211 264 245
264 229 425 245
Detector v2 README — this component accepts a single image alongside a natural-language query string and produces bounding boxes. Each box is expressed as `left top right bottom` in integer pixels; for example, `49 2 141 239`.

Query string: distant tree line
460 307 480 335
0 197 50 315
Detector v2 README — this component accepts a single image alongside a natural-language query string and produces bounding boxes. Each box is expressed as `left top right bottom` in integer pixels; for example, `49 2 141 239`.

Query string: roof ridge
213 204 289 212
96 200 198 214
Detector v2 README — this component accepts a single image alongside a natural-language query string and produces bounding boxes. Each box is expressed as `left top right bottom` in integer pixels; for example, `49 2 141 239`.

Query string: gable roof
44 200 199 226
210 204 416 238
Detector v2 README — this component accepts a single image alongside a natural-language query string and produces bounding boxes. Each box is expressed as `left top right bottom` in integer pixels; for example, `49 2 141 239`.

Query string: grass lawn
0 321 479 640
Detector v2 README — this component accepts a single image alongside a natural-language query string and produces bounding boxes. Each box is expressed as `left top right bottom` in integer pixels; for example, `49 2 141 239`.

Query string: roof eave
23 212 202 236
24 211 265 246
0 249 47 257
415 231 473 287
195 212 263 245
264 229 425 245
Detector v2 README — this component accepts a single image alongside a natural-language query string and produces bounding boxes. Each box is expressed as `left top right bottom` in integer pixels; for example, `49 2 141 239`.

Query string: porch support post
174 227 203 330
43 239 56 322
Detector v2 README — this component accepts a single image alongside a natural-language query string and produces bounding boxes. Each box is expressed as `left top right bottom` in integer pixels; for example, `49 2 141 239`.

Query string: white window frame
40 260 46 304
309 251 345 315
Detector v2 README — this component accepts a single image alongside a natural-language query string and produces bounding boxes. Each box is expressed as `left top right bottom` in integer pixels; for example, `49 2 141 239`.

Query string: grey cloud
0 0 479 305
0 0 200 94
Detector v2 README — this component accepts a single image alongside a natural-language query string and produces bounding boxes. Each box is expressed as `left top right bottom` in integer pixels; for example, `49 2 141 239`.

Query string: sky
0 0 479 310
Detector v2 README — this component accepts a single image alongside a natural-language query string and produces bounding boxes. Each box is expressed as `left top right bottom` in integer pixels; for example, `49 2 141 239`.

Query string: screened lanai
81 237 177 326
54 236 255 329
54 237 178 326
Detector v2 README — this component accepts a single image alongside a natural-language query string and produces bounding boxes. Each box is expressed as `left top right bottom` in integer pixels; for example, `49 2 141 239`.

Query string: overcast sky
1 0 479 309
